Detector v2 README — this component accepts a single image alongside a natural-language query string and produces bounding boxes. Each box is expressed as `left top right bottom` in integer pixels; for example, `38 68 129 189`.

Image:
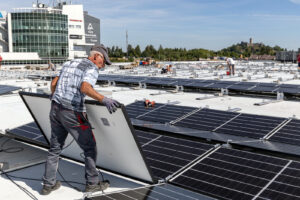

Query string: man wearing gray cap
41 44 119 195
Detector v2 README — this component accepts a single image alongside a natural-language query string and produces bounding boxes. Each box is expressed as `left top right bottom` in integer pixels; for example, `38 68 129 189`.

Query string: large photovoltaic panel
138 104 197 124
207 81 236 89
6 122 48 147
135 130 213 179
278 84 300 94
250 83 279 93
125 101 165 119
171 147 292 200
87 184 215 200
258 160 300 199
20 92 154 183
174 108 239 131
269 119 300 145
227 82 258 91
0 85 21 95
214 114 286 139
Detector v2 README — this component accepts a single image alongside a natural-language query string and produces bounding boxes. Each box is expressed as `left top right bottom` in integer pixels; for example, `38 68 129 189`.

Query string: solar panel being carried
0 85 21 95
171 147 300 200
214 114 286 139
174 108 239 131
135 130 214 180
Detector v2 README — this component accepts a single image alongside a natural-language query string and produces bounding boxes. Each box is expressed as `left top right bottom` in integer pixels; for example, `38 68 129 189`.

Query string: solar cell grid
135 130 213 179
171 147 290 200
6 122 47 146
88 184 213 200
0 85 21 95
125 101 164 119
215 114 286 139
207 81 235 89
174 108 239 131
138 104 197 124
227 82 258 91
258 160 300 199
250 83 279 93
269 119 300 146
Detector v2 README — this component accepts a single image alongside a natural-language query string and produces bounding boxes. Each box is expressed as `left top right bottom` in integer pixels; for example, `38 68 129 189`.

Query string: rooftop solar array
88 184 214 200
214 114 286 139
97 75 300 96
171 147 300 200
0 85 21 95
124 101 165 119
138 104 197 124
268 119 300 145
6 122 48 147
174 108 239 131
135 130 213 179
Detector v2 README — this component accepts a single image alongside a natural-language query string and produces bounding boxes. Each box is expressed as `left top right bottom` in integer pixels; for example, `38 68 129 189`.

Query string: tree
134 45 141 58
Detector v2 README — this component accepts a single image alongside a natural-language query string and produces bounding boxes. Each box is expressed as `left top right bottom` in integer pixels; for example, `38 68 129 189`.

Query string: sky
2 0 300 51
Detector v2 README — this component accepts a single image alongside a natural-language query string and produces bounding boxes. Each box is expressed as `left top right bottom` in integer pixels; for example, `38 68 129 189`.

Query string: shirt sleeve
82 67 99 87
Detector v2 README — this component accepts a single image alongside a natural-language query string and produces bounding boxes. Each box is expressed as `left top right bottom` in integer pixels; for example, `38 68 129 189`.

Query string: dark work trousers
230 64 235 75
43 101 99 187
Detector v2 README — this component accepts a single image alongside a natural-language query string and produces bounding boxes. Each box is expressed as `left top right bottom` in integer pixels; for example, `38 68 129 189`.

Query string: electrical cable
0 168 38 200
0 138 24 153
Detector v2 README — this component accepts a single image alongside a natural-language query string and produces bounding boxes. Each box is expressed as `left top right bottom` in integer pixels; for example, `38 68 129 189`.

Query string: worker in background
48 60 56 71
226 57 235 75
297 53 300 72
41 44 120 195
161 64 172 74
0 55 2 70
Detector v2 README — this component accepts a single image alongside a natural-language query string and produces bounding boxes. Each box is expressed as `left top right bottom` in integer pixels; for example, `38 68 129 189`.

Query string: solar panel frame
0 85 21 95
137 104 197 124
268 119 300 146
125 101 165 119
214 113 286 139
171 147 291 200
5 122 48 147
174 108 239 132
87 184 215 200
135 130 214 179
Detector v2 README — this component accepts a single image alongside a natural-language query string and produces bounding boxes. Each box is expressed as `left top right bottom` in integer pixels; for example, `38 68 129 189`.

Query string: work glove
102 97 121 114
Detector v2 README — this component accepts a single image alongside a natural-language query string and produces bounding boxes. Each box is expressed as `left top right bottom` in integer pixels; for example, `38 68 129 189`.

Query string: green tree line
107 42 284 62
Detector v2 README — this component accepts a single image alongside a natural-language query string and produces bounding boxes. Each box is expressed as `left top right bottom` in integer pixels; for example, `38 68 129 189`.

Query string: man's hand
102 97 121 114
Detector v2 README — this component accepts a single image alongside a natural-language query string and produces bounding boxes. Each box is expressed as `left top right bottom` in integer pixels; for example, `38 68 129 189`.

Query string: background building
0 1 100 67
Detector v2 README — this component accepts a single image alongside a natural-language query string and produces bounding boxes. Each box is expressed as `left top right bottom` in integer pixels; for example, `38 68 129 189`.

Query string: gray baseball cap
91 44 112 65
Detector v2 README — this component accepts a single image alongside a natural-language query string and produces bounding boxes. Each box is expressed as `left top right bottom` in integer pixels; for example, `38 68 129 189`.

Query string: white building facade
0 2 100 66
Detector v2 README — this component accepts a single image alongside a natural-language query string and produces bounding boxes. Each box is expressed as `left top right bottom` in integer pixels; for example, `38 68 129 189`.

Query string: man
0 55 2 70
226 57 235 75
297 53 300 72
47 60 56 71
42 44 120 195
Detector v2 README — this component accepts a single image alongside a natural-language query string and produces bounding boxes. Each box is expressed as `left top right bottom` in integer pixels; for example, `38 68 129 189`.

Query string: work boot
41 181 61 195
85 180 110 193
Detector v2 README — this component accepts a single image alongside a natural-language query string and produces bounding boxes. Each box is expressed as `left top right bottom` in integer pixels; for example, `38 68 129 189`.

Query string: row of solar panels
7 122 300 200
126 101 300 147
97 74 300 95
0 85 21 95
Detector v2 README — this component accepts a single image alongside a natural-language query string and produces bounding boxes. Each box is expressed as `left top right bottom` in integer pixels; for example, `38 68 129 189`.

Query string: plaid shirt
52 58 99 112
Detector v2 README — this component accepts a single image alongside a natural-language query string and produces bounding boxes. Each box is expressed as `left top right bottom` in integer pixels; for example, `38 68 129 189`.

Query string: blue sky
3 0 300 51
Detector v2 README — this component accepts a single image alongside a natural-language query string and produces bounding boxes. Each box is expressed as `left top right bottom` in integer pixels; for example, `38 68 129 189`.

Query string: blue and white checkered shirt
52 58 99 112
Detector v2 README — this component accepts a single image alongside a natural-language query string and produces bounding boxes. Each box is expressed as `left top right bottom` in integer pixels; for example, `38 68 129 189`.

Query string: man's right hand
102 97 121 114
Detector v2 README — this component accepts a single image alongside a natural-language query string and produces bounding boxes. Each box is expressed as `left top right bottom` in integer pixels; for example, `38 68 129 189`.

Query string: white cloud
290 0 300 4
